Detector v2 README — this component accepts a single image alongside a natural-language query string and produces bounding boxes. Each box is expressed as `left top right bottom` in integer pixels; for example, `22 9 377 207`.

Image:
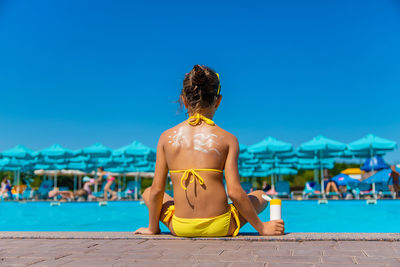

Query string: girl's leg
104 182 112 201
142 187 175 234
110 188 117 201
228 190 269 234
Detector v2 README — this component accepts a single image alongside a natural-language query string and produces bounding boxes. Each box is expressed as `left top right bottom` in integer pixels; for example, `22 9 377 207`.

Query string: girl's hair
98 167 104 171
180 65 220 113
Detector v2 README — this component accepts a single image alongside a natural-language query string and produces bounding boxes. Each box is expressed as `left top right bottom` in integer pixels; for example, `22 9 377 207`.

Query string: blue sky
1 0 400 163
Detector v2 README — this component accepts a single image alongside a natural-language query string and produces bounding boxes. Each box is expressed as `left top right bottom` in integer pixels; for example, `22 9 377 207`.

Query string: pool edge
1 232 399 241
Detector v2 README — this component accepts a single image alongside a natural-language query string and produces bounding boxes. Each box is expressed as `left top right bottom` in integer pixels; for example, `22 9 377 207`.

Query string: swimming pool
0 200 399 233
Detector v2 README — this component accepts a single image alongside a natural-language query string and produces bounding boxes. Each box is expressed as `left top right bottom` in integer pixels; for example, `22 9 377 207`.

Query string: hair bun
191 65 207 86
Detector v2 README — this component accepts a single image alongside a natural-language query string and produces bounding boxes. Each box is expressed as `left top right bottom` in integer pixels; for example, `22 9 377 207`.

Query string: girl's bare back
162 120 235 218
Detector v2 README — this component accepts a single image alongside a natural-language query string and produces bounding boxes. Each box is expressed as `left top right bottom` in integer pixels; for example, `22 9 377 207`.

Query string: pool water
0 200 399 233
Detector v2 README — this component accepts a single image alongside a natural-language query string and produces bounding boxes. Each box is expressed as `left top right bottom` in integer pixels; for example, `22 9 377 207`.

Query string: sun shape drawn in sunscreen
168 128 188 147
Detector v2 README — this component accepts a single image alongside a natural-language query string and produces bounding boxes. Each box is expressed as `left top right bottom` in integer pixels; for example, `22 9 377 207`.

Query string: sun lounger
21 186 34 200
118 181 139 199
34 180 54 199
357 182 375 199
303 181 323 199
275 181 292 199
375 182 395 199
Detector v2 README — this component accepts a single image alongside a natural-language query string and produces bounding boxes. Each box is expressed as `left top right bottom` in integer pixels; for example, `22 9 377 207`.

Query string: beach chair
303 181 323 199
34 180 54 199
347 182 360 199
357 182 375 199
118 181 137 199
92 182 116 199
21 185 34 200
276 181 292 199
375 182 394 199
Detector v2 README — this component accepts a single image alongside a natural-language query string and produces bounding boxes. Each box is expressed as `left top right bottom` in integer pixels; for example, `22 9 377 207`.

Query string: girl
96 167 117 201
134 65 284 237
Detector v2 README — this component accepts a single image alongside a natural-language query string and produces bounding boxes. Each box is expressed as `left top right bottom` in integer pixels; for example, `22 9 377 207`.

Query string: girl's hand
133 227 160 235
259 220 285 236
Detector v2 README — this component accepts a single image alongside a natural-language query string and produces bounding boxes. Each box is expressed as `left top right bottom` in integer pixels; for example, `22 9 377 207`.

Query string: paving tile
229 263 265 267
323 249 365 256
363 249 397 257
253 249 292 256
191 248 224 255
355 256 400 264
0 257 47 266
29 258 76 267
61 259 121 267
242 242 278 249
115 252 162 260
338 241 394 250
193 263 231 267
293 249 323 256
267 264 312 267
127 261 193 267
301 241 339 247
256 255 320 263
194 253 253 263
315 265 382 267
321 256 355 264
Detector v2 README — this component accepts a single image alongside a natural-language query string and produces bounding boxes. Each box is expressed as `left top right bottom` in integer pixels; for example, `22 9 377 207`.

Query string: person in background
97 167 117 201
75 176 97 201
388 165 399 198
48 187 74 201
0 177 12 199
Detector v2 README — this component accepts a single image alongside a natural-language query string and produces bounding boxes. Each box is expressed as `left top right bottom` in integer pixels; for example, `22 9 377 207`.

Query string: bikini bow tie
187 114 215 126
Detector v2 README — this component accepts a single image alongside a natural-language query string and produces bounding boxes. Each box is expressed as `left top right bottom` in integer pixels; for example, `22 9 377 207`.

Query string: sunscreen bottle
269 199 282 220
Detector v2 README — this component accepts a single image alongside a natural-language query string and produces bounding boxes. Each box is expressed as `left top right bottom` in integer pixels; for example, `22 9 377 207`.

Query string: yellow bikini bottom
163 204 240 237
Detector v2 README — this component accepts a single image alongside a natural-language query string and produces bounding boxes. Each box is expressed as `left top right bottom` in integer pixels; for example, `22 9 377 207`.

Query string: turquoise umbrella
266 167 297 176
34 145 72 189
349 134 397 152
69 155 91 163
115 141 155 157
37 144 74 159
239 144 248 153
299 136 346 195
79 143 113 158
248 136 292 154
363 167 400 184
348 134 397 196
1 145 35 160
249 137 294 188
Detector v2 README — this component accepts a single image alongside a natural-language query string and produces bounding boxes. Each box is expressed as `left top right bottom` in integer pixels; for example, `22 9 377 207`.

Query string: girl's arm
224 136 284 236
136 133 169 234
224 136 264 233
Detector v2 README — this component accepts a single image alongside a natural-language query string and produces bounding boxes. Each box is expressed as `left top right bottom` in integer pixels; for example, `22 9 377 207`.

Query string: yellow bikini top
187 113 215 126
170 113 222 190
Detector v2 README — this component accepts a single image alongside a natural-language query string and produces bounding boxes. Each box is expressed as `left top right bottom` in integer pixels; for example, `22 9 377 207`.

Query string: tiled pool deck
1 232 400 266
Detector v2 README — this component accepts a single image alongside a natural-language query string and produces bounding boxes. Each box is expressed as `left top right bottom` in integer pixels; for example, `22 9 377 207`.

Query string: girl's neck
188 110 214 120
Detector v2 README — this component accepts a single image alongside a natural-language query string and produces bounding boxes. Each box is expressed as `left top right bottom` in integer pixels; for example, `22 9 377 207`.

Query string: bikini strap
229 204 240 237
187 114 215 126
170 169 223 190
163 205 175 223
